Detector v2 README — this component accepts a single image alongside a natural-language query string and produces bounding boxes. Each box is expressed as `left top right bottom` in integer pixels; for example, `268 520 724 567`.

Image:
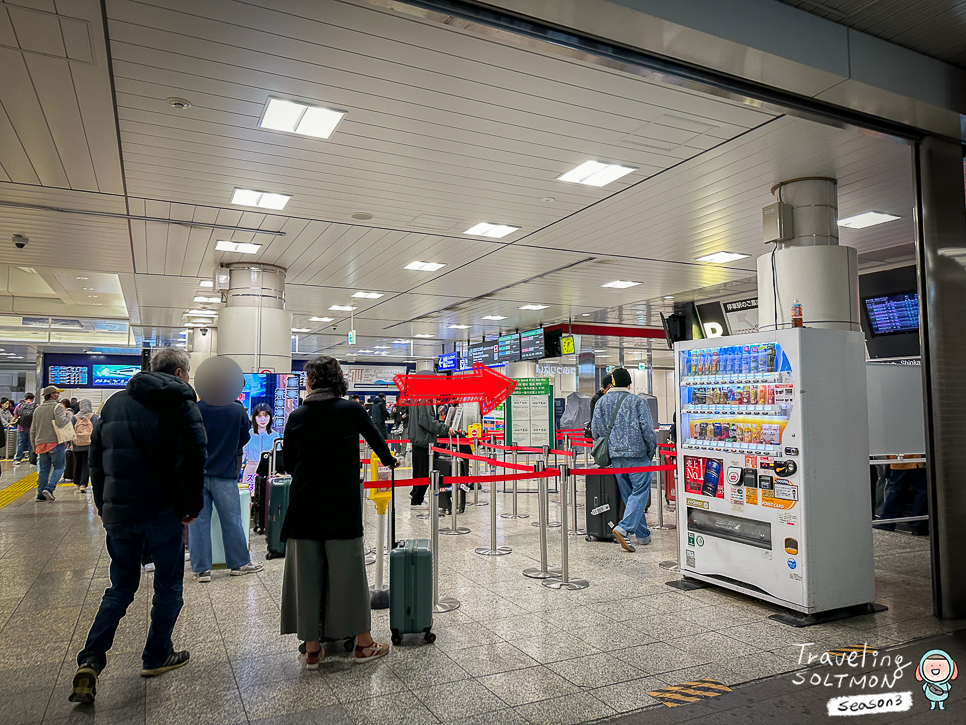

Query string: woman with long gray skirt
279 355 397 669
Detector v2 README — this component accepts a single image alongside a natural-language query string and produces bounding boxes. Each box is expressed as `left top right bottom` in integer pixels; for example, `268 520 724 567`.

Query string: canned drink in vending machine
702 459 723 497
713 422 722 439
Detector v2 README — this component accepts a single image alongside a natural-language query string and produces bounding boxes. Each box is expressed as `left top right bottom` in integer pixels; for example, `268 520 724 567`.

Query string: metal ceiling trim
364 0 926 144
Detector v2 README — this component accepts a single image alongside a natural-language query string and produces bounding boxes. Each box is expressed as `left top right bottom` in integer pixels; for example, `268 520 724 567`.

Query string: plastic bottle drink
750 386 758 405
767 386 775 405
767 343 776 372
741 346 751 373
791 300 804 328
759 385 768 404
758 346 768 373
749 345 759 373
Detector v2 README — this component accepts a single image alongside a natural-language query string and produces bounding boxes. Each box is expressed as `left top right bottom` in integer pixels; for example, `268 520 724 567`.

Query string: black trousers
410 445 429 504
73 450 90 487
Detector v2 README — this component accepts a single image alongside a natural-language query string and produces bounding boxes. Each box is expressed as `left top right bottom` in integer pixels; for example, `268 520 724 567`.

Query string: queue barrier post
533 445 560 528
470 439 487 507
570 444 587 536
655 453 676 532
523 462 561 580
659 458 681 572
430 469 460 613
475 447 511 557
501 443 528 519
544 464 589 591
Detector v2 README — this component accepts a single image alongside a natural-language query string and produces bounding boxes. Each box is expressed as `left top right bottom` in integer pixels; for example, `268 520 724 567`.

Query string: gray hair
151 347 191 376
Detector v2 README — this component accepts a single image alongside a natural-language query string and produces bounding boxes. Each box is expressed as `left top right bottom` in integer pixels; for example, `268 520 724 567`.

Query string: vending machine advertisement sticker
686 550 696 567
774 384 794 405
729 485 744 508
778 511 798 526
774 484 799 501
745 488 759 505
744 455 758 468
787 558 797 570
686 498 710 510
684 457 704 495
761 550 773 560
761 489 797 510
687 532 695 546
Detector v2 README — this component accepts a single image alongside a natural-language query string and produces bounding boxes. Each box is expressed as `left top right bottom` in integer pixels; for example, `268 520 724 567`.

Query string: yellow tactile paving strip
648 679 732 707
0 471 39 510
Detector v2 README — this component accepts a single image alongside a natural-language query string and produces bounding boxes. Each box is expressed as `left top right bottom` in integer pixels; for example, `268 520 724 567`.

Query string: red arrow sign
394 363 517 415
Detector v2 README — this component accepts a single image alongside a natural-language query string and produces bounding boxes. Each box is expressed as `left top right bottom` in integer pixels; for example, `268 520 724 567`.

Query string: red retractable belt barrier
445 470 556 485
429 445 535 471
569 463 676 476
363 477 432 489
477 441 518 452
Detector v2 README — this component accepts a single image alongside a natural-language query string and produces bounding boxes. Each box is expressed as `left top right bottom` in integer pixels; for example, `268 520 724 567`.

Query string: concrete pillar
416 360 434 373
913 136 966 620
217 264 292 373
188 327 217 384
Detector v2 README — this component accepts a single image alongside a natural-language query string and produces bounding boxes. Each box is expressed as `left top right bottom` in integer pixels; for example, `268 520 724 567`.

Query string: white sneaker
230 562 264 576
184 551 190 562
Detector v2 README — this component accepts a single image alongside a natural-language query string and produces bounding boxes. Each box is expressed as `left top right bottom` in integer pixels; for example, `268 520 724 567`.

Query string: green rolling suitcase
389 539 435 645
265 474 291 559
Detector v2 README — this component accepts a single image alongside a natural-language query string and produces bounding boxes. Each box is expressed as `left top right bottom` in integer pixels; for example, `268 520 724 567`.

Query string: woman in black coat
279 355 397 668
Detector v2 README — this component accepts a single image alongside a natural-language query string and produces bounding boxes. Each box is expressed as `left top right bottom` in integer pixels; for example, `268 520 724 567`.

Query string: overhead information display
437 352 459 372
519 328 545 360
496 333 521 363
49 366 88 386
466 341 497 367
863 292 919 336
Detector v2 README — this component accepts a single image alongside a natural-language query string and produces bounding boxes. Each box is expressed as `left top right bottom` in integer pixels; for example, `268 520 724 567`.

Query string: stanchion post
660 458 682 572
544 464 589 590
430 470 460 612
523 462 561 580
570 459 587 536
438 451 470 536
475 446 511 556
501 444 528 519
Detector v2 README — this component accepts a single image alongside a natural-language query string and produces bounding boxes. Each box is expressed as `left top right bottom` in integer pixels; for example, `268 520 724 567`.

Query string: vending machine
674 328 875 615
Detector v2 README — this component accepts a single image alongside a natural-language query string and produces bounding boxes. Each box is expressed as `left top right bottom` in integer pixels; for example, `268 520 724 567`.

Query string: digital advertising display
48 366 89 386
496 333 521 363
519 328 545 360
92 364 140 387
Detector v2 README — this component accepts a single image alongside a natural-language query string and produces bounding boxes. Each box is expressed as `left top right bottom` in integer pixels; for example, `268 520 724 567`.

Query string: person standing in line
68 348 207 705
12 392 36 464
189 393 262 583
30 386 73 501
71 400 98 494
0 398 13 429
584 374 613 438
370 392 389 439
70 397 81 414
591 368 656 552
279 356 397 667
408 403 456 507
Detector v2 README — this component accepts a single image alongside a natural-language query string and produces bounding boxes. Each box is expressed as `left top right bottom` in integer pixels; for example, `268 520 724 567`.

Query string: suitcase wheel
266 551 277 560
424 630 436 644
344 637 354 652
391 629 401 646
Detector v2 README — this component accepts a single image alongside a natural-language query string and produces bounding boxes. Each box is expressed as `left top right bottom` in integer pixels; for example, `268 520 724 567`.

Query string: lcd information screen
519 328 545 360
437 352 459 372
466 341 498 367
863 292 919 336
496 333 521 363
49 366 88 386
92 364 140 387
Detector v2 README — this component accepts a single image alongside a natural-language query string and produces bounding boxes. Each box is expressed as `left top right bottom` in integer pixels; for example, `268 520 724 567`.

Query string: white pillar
217 264 293 373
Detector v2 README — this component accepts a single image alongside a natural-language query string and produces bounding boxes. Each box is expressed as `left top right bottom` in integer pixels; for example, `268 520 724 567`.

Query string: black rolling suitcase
63 446 75 482
585 472 625 542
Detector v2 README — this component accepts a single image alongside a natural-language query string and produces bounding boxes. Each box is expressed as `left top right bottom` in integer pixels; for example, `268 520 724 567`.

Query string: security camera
13 234 28 249
332 326 338 331
200 327 209 336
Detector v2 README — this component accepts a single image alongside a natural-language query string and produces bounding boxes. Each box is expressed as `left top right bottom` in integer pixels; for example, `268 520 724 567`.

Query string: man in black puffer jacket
69 348 207 705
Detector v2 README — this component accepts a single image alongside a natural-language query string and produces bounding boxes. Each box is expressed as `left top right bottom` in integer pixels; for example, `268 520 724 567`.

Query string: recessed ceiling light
166 97 191 109
329 305 356 311
92 303 103 306
481 315 508 321
199 280 214 288
696 251 749 264
259 98 345 139
351 291 384 299
448 324 469 329
837 211 901 229
230 188 291 210
186 309 218 317
193 296 220 303
87 295 98 298
374 346 390 349
519 304 548 310
82 287 94 290
601 280 640 289
557 160 636 187
76 276 88 280
309 316 334 322
595 349 607 353
392 339 410 344
464 222 520 238
291 328 311 333
663 295 675 300
215 240 262 254
184 323 203 328
541 197 556 203
414 333 433 338
404 261 446 272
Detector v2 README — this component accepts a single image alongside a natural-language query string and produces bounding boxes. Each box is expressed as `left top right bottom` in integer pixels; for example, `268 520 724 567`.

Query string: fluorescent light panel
464 222 520 238
215 240 262 254
837 211 901 229
230 188 291 210
404 261 446 272
519 304 548 310
351 291 384 299
199 280 214 288
448 324 469 329
696 251 750 264
193 296 220 303
601 280 640 289
557 160 636 187
414 333 433 338
329 305 356 311
186 309 217 317
259 98 345 139
291 328 310 333
310 316 333 322
481 315 508 320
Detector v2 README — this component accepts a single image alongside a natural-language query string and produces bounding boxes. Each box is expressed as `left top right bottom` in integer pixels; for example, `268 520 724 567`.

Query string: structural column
913 137 966 620
216 264 292 373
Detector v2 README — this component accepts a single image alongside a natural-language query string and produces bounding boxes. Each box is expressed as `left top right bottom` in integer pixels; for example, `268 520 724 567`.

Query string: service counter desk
209 483 251 567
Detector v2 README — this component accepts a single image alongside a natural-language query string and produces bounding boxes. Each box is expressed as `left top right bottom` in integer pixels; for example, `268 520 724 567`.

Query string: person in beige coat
30 385 73 501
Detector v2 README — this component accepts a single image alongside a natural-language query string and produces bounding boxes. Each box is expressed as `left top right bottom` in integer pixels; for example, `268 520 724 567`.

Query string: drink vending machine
674 328 875 615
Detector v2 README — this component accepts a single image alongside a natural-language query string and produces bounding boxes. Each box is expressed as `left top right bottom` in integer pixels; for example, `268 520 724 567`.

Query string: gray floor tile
591 675 672 713
249 704 354 725
240 677 339 720
513 691 616 725
477 664 582 706
326 660 409 702
386 648 471 689
415 678 508 720
230 651 308 688
444 641 540 677
342 690 440 725
546 652 646 688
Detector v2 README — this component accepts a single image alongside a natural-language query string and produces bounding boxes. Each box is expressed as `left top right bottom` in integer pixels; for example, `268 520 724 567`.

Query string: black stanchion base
769 602 887 628
370 587 390 609
665 577 711 592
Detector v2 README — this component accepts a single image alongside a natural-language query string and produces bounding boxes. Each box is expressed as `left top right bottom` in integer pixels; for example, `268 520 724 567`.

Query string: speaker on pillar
141 347 152 371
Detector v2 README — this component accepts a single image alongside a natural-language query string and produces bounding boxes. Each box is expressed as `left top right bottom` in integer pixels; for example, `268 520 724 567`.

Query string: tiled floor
0 459 960 724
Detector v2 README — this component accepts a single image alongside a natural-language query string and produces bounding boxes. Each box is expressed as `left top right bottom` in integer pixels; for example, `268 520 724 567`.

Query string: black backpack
17 402 36 429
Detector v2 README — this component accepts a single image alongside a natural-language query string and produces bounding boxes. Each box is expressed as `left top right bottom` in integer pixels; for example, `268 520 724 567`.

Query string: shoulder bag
591 393 628 468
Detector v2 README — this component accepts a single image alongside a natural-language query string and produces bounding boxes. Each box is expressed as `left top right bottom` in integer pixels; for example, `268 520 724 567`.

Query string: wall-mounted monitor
437 351 459 372
465 340 498 367
862 292 919 337
92 364 140 387
48 365 89 386
519 328 545 360
496 333 521 363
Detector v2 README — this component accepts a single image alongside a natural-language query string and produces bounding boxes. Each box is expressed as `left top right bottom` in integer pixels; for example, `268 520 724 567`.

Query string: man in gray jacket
590 368 657 552
30 386 73 501
408 403 456 506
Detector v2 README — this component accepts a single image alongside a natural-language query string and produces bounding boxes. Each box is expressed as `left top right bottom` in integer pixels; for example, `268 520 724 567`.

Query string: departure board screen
465 341 498 367
496 333 521 363
863 292 919 336
48 366 88 386
519 328 545 360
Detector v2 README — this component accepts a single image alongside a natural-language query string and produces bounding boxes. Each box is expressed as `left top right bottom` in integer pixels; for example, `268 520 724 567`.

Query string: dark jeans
73 449 90 487
77 510 186 672
410 445 429 504
878 468 928 535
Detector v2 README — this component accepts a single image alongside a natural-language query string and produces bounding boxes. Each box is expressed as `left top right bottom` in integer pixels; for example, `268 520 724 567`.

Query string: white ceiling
0 0 918 363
